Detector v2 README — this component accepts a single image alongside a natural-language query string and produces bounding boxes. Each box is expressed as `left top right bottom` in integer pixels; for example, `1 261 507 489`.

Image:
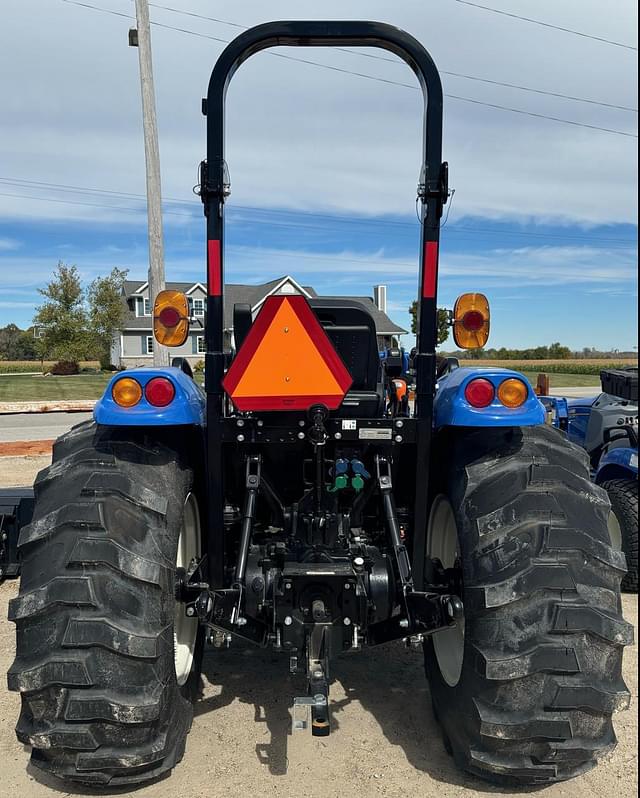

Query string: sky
0 0 637 350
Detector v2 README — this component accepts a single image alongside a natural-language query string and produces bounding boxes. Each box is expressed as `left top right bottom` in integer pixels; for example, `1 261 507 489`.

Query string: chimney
373 284 387 314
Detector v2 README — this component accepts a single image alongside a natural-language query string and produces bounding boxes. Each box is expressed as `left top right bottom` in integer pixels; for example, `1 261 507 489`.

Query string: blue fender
564 395 599 447
434 367 545 429
595 447 639 484
94 368 206 427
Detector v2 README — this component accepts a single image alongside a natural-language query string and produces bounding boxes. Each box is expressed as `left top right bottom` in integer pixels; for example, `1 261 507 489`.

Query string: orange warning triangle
223 295 352 411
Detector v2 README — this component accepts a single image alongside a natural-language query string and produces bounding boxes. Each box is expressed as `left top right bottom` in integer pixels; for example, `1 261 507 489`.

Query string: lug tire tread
425 425 632 786
7 422 202 786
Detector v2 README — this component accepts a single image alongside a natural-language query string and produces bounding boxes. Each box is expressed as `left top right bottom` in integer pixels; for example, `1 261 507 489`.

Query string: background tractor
5 21 632 789
540 366 638 591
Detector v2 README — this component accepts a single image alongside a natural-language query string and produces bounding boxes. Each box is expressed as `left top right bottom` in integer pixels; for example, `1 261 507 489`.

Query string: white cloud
0 0 636 226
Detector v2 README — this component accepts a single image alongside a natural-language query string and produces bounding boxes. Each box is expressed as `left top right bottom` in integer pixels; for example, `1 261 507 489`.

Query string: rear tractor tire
425 425 632 786
602 478 638 593
7 421 205 786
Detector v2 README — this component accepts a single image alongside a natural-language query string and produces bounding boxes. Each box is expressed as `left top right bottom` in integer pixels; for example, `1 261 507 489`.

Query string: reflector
223 295 352 411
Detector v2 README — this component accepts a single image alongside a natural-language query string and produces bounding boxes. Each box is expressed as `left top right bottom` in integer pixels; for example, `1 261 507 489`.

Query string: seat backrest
233 303 253 352
309 299 380 391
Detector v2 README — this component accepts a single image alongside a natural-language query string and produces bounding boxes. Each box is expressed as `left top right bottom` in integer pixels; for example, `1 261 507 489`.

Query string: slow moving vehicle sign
223 295 353 411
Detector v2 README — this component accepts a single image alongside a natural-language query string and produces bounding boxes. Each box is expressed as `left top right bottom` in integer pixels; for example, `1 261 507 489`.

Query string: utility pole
130 0 168 366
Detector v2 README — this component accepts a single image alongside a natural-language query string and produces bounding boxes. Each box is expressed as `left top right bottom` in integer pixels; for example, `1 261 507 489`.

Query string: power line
59 0 638 138
454 0 638 51
0 190 192 217
441 71 636 113
446 94 637 137
147 2 637 113
0 177 637 248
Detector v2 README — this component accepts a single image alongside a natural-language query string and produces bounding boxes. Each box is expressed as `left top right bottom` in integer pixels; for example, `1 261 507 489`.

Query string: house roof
121 277 407 335
340 296 407 335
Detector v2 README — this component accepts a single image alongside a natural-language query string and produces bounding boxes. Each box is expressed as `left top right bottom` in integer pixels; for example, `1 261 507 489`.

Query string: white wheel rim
607 509 623 551
427 494 465 688
174 493 200 687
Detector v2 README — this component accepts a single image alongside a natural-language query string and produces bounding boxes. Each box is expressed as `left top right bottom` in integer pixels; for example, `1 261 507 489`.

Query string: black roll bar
201 21 447 589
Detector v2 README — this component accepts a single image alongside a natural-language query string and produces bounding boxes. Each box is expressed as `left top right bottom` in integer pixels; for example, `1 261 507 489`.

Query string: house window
146 336 154 354
143 298 151 316
197 336 206 354
193 298 204 317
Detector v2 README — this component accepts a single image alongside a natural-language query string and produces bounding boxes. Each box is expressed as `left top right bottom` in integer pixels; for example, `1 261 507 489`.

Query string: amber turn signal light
153 290 190 347
452 293 490 349
498 378 528 408
112 377 142 408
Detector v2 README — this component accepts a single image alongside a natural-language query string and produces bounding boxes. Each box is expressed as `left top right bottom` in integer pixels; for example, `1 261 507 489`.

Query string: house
111 275 407 368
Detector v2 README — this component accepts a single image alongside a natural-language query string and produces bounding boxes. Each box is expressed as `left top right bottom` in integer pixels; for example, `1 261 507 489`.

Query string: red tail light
145 377 175 407
158 306 182 327
462 310 485 332
464 378 495 408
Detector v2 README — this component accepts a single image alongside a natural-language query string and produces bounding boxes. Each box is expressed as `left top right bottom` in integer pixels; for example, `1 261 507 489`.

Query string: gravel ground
0 457 637 798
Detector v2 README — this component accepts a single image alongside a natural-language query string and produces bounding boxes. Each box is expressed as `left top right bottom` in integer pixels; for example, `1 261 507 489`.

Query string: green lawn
518 371 601 388
0 373 111 401
0 369 601 403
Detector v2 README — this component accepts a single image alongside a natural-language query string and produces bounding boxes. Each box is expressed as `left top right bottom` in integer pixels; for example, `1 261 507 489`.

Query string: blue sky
0 210 637 350
0 0 637 351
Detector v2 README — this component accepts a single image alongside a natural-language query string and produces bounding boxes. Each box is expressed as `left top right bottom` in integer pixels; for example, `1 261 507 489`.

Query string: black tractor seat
309 298 384 418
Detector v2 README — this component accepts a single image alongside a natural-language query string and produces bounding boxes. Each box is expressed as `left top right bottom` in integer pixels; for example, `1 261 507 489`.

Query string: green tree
548 341 571 359
87 267 128 369
33 262 89 365
408 301 450 345
0 324 37 360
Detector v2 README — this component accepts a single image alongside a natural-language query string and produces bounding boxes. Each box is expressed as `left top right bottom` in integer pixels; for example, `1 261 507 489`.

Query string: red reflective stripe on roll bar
421 241 438 298
207 239 222 296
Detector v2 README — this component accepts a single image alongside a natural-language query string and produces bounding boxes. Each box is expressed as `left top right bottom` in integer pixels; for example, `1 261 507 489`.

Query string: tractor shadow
196 641 545 793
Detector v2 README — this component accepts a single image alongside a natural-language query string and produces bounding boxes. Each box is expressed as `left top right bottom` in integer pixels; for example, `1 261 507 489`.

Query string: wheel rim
607 508 623 551
427 494 465 688
174 493 200 687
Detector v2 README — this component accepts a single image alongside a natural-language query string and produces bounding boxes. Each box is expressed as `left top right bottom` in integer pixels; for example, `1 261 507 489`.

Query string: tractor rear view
8 21 631 788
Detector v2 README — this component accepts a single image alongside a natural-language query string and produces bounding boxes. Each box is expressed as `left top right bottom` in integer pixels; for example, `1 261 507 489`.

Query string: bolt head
236 418 245 427
334 432 342 439
353 556 365 567
297 431 305 439
395 419 404 428
284 615 293 626
343 617 351 626
186 607 195 617
237 433 245 442
399 618 409 628
394 434 403 443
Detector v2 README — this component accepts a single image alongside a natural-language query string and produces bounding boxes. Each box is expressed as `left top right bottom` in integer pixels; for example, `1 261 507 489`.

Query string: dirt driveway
0 456 637 798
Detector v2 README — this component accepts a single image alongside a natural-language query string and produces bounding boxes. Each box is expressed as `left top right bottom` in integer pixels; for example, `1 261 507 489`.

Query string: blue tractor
540 367 638 592
4 21 632 789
